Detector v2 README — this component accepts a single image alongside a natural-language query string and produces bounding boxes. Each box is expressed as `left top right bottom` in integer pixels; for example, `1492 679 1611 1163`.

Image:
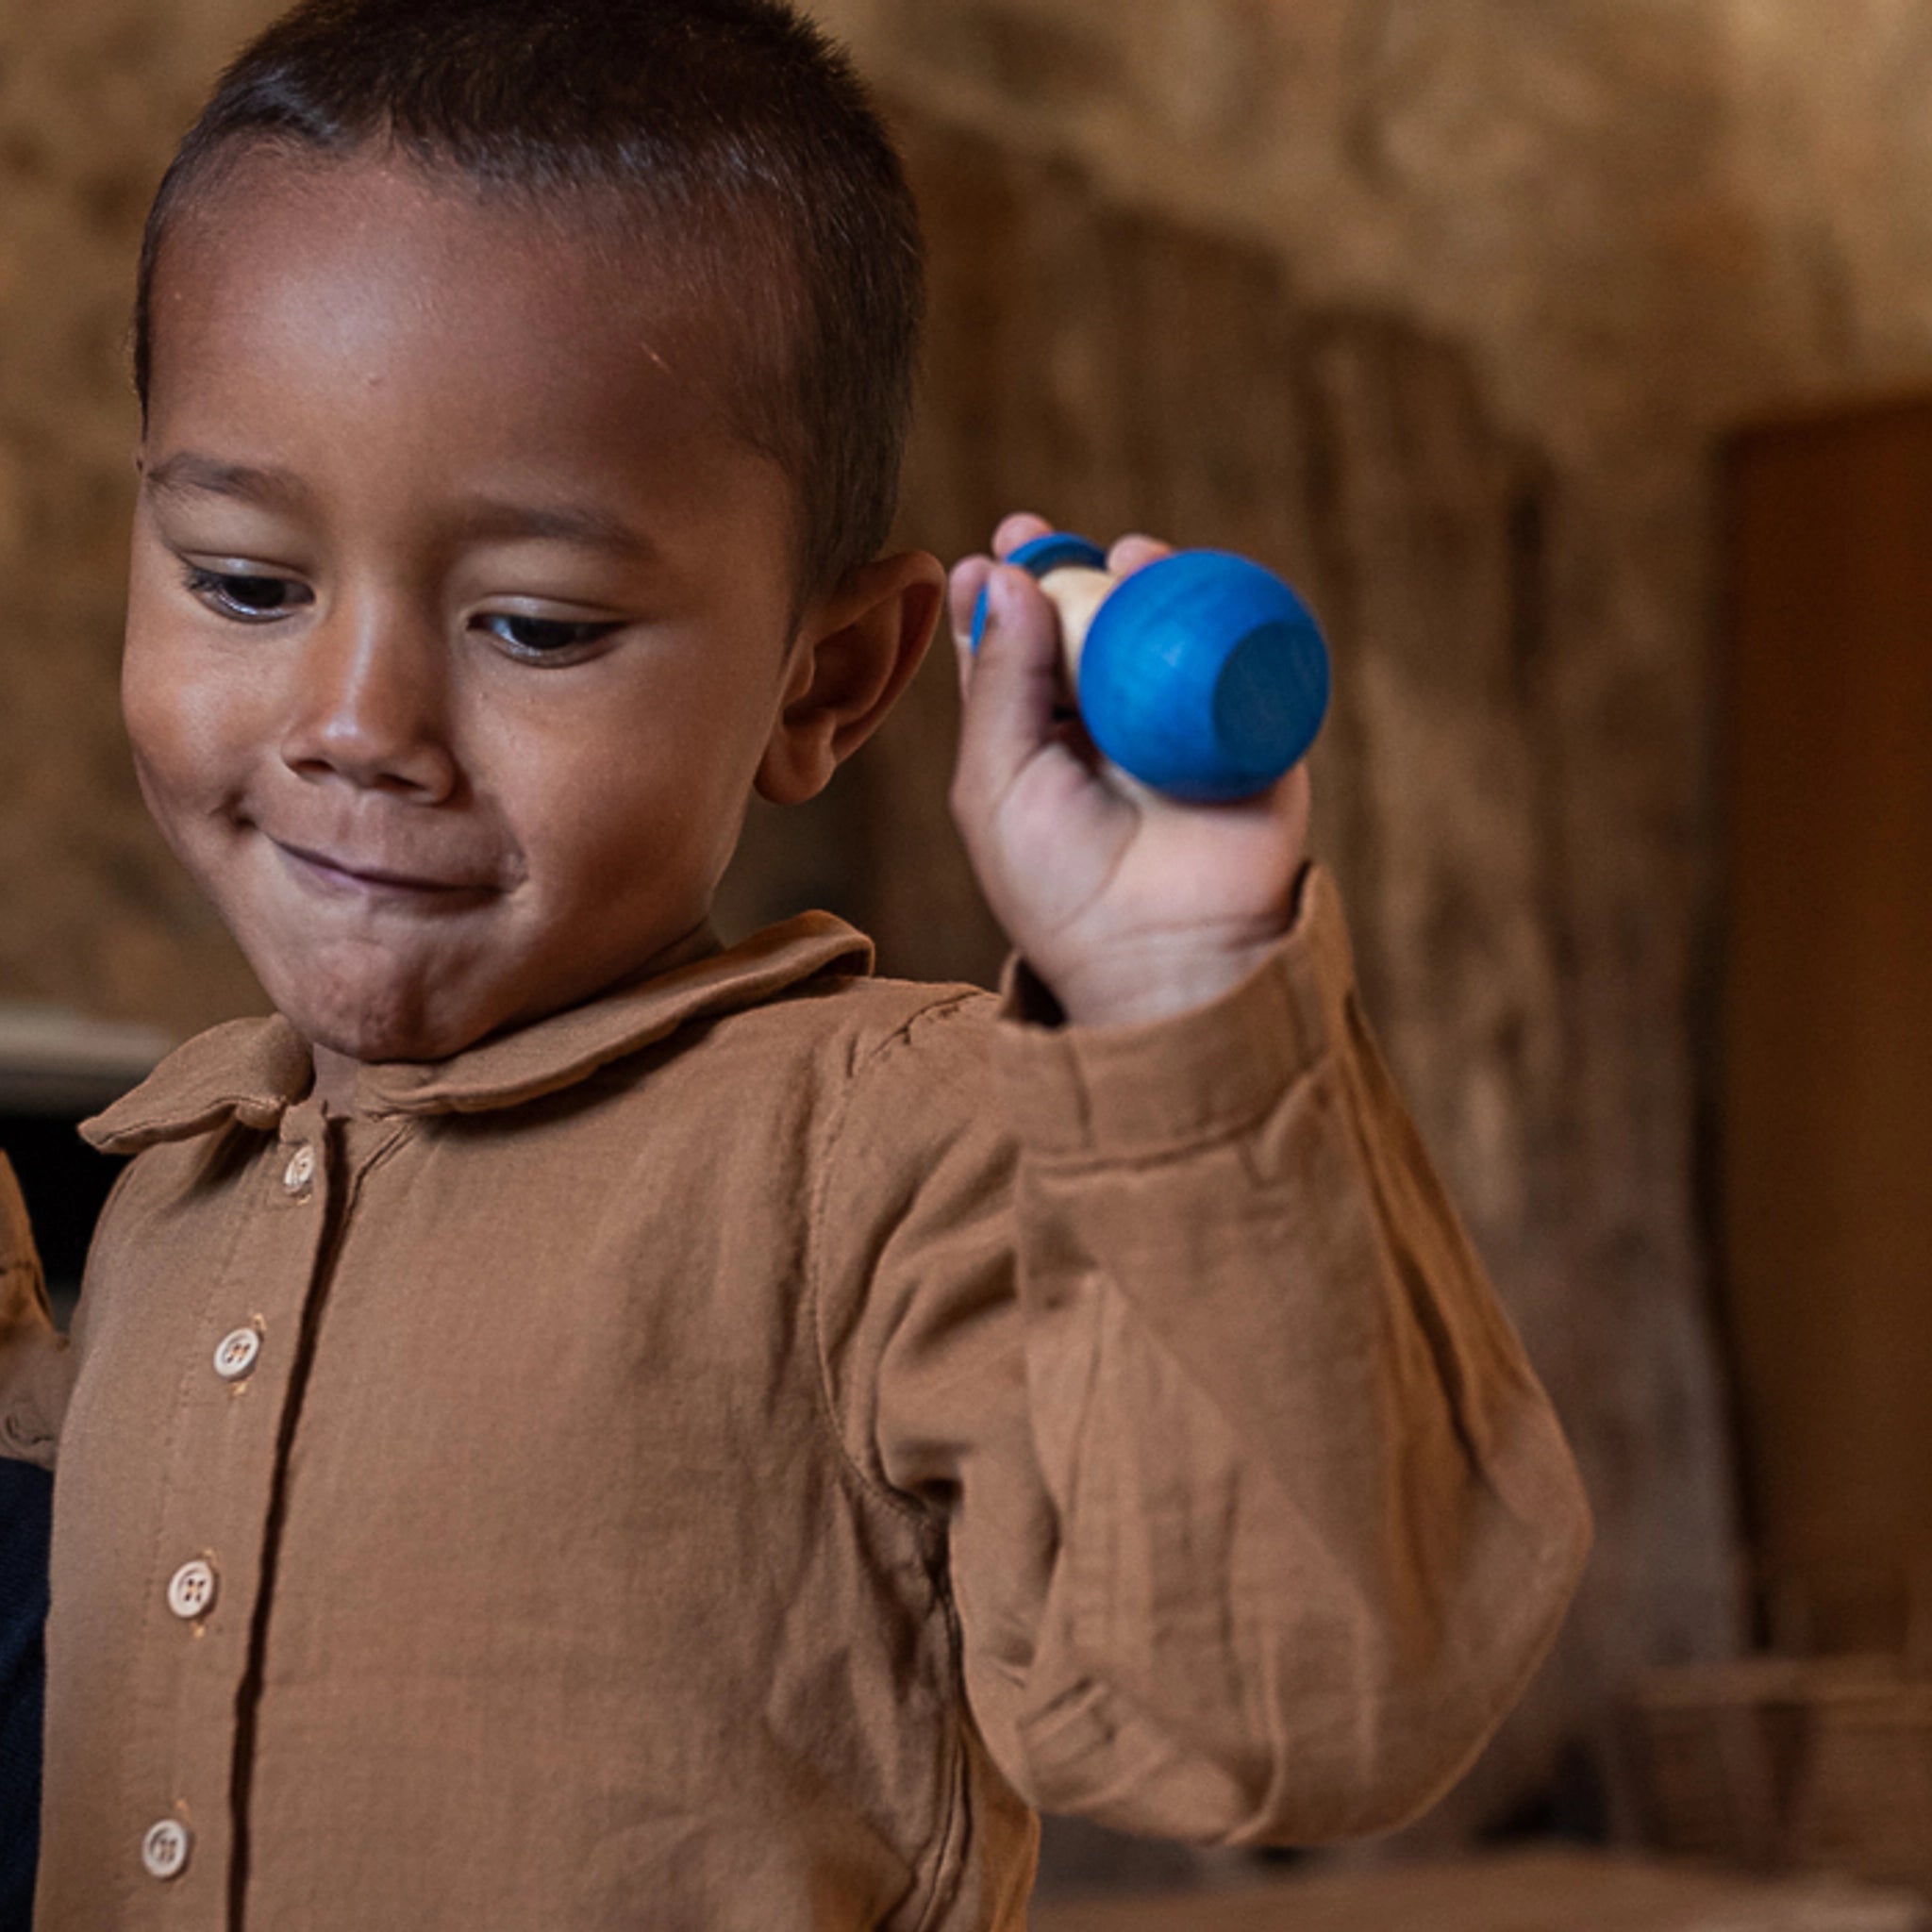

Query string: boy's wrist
1041 934 1290 1029
991 870 1341 1159
1019 860 1320 1030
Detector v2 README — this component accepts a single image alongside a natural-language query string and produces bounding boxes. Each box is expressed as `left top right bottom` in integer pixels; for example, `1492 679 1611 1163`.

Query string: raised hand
949 513 1312 1026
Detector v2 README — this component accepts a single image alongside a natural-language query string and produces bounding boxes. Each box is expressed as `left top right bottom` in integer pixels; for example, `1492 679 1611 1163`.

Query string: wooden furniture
1640 1653 1932 1892
1722 401 1932 1655
1030 1849 1930 1931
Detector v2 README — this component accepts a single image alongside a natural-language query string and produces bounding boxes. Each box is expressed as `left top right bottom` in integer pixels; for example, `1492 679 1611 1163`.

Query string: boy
0 0 1591 1924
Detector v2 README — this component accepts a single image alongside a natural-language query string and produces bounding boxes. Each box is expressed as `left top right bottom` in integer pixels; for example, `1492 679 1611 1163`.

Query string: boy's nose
278 602 458 802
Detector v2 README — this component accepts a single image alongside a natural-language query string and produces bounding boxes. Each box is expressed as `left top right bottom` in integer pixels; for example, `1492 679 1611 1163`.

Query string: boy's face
127 152 823 1064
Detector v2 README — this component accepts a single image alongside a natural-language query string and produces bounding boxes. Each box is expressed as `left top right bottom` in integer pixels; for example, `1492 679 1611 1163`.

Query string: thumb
953 564 1068 815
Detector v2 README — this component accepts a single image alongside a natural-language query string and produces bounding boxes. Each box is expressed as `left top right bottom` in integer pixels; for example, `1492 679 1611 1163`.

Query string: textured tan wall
8 0 1932 1849
0 2 277 1033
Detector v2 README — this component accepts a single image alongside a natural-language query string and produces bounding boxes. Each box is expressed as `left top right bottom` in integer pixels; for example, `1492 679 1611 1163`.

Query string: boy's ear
756 550 946 806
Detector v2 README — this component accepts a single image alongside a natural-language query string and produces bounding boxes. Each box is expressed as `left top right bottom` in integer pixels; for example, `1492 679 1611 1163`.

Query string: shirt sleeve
0 1153 72 1472
811 864 1591 1850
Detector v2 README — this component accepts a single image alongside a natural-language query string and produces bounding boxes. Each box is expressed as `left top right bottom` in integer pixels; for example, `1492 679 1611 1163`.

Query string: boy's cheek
121 632 197 806
124 571 249 760
121 623 244 864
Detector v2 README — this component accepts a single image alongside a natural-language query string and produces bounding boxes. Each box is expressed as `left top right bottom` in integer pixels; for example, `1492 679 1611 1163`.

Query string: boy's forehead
148 148 773 457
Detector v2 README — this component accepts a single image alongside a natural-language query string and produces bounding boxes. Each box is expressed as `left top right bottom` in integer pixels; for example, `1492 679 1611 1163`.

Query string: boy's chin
299 1011 475 1068
266 973 491 1069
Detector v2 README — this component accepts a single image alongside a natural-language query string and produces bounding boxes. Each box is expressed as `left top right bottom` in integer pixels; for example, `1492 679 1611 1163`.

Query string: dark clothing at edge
0 1458 48 1931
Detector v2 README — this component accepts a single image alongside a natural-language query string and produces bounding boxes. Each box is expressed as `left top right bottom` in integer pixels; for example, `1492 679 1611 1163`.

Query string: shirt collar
82 912 874 1155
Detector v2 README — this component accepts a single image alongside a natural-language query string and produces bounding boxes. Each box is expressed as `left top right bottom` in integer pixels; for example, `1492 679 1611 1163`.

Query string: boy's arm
817 877 1590 1846
813 514 1589 1844
0 1153 71 1471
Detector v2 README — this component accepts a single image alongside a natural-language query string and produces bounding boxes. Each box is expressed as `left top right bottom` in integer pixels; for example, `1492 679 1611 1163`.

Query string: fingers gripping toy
970 532 1330 802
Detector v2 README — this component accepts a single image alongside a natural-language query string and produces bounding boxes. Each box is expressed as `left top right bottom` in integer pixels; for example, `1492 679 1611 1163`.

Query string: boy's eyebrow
447 496 658 561
143 454 656 560
144 452 308 511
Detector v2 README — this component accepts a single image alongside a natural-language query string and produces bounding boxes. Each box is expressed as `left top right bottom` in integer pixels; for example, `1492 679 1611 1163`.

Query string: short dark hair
133 0 925 597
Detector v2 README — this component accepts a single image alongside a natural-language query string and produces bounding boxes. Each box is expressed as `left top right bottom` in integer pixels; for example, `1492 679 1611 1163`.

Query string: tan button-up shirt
0 869 1589 1929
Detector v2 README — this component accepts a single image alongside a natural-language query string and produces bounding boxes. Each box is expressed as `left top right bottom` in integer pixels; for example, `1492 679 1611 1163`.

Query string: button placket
129 1103 334 1905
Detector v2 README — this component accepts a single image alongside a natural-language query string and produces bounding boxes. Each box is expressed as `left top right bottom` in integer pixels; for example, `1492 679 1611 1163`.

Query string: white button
283 1144 316 1194
213 1328 261 1382
142 1817 192 1880
166 1558 218 1622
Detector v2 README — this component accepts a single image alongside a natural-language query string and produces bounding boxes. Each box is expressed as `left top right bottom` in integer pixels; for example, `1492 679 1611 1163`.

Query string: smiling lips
272 837 498 902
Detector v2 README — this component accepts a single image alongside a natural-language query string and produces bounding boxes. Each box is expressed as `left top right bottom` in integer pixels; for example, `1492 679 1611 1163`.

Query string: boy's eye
475 612 625 658
182 565 311 623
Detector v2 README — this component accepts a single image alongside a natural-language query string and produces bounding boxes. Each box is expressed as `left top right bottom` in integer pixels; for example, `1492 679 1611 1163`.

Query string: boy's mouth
271 837 499 905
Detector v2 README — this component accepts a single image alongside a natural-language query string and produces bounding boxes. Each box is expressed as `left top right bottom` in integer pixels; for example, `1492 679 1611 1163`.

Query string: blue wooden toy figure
970 532 1330 801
